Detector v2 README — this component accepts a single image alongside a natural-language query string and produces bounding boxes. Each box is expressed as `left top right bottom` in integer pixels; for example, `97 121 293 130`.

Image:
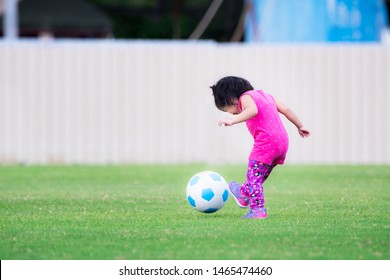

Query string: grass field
0 164 389 260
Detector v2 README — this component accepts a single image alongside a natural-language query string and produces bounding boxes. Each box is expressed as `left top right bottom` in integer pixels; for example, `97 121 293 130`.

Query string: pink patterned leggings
241 160 275 209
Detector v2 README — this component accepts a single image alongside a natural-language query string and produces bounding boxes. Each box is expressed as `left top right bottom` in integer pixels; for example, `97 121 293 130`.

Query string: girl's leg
240 160 275 214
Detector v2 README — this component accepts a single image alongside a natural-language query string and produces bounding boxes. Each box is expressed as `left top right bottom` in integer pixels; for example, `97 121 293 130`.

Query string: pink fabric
238 90 289 165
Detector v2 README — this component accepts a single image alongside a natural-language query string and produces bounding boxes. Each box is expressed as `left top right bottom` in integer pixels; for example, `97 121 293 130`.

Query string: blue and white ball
186 171 229 213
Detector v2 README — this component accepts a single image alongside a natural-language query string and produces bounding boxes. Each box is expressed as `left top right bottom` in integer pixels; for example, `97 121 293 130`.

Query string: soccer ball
186 171 229 213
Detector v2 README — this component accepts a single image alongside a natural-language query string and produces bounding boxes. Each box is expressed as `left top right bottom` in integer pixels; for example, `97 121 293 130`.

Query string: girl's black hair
210 76 254 110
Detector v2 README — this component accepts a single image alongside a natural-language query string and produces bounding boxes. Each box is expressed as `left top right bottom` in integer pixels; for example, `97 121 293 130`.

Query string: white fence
0 40 389 164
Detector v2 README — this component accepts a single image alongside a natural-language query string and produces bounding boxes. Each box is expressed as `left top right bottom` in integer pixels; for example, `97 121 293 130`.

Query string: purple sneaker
242 208 267 219
228 181 249 208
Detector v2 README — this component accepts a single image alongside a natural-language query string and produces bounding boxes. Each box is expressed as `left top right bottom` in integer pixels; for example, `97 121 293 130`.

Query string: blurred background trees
87 0 244 41
1 0 389 42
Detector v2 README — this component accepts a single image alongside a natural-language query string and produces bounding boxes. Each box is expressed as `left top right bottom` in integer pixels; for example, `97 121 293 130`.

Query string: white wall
0 41 389 164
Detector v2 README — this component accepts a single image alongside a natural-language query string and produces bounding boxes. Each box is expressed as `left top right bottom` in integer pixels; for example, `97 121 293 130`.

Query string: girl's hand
298 127 311 138
218 119 234 127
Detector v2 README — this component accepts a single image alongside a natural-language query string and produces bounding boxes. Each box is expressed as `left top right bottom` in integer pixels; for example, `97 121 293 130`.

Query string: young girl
211 76 310 219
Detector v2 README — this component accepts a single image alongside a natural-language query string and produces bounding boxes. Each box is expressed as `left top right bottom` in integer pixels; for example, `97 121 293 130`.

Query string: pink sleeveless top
238 90 289 165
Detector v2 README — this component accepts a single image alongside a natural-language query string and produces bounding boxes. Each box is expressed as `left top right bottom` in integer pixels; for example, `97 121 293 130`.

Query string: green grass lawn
0 164 389 260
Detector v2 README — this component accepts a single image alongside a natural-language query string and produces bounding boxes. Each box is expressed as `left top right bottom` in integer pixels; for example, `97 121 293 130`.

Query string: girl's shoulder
240 89 258 98
240 89 269 100
238 90 260 110
239 90 276 108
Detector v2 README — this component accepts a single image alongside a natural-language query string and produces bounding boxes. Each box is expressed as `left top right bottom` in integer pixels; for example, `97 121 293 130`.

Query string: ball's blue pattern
201 188 215 201
203 208 219 213
189 175 200 186
208 172 221 181
222 189 229 202
187 196 196 207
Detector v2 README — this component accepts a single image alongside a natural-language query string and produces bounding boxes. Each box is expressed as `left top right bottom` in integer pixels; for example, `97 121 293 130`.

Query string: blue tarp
245 0 389 42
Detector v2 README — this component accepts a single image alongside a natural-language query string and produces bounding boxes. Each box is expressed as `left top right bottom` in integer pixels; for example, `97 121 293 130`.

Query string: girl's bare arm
275 99 311 138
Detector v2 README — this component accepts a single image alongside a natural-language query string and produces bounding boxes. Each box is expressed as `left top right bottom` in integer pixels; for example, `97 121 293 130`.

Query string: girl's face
222 102 240 115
